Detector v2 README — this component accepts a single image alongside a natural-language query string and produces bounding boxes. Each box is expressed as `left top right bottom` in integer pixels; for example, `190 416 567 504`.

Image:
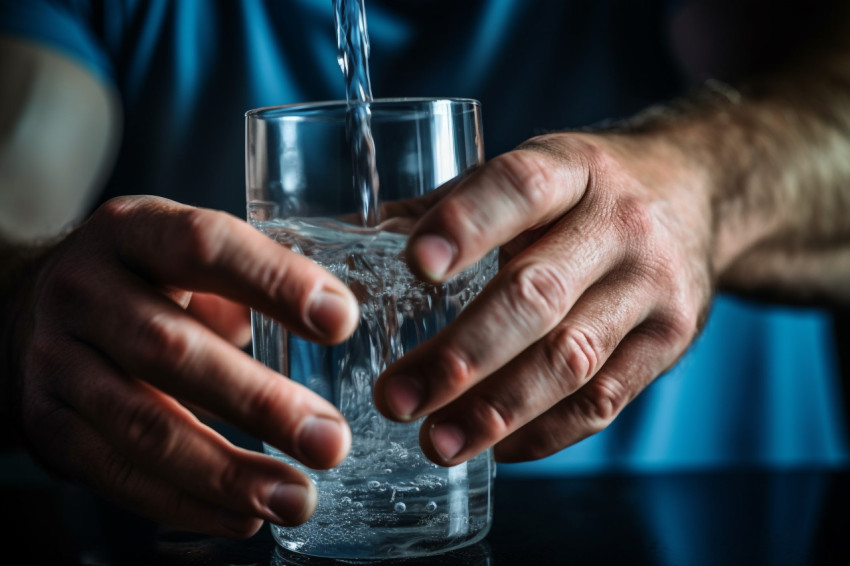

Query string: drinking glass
245 98 496 560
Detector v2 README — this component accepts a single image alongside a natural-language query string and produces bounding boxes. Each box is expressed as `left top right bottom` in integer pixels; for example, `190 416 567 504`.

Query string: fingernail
296 416 350 466
384 375 423 419
308 288 356 339
412 234 454 281
430 422 466 462
267 482 315 526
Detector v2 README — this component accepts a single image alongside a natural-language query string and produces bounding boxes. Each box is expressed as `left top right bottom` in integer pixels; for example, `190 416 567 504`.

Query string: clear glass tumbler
245 98 496 560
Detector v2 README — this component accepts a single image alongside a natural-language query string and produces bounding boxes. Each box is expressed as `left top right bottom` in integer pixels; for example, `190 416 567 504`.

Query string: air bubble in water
425 501 437 513
394 502 406 513
340 496 352 505
367 480 381 490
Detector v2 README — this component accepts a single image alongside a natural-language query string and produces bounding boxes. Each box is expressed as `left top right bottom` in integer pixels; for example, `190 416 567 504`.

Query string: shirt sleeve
0 0 114 83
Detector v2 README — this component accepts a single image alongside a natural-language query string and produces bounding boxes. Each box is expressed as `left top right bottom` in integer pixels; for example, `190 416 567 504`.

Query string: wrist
600 81 796 284
603 68 850 306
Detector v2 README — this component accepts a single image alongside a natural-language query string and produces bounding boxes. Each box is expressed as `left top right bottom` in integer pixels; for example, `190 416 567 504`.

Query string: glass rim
245 97 480 119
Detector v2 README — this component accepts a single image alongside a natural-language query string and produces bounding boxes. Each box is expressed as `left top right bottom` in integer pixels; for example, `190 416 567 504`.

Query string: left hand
373 131 715 465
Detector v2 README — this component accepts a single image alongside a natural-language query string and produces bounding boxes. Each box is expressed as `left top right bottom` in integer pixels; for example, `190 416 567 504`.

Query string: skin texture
2 2 850 538
373 133 714 464
372 8 850 464
0 36 357 537
3 196 360 536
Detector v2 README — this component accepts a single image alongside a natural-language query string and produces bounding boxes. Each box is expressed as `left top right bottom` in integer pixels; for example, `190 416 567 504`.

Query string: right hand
3 195 359 537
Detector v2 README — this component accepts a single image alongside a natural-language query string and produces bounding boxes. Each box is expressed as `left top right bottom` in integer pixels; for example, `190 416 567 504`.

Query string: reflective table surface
3 453 848 565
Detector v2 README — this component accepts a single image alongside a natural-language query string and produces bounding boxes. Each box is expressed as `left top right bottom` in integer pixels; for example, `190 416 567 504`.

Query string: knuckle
171 208 231 270
505 261 571 330
465 391 515 436
651 298 702 351
667 294 701 339
255 256 305 303
215 456 250 496
134 311 196 373
243 378 297 432
122 400 180 458
434 347 475 393
429 192 491 252
543 325 602 390
633 264 704 351
577 376 630 431
490 150 560 211
612 195 656 245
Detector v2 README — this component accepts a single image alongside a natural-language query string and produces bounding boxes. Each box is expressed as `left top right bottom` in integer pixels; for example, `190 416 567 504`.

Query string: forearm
701 75 849 305
627 16 850 307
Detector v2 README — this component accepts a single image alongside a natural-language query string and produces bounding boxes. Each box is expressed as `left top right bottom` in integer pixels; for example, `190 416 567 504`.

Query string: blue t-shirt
2 0 847 474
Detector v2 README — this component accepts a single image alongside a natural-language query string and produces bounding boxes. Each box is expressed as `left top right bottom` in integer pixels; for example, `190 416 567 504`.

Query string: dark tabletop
4 455 848 566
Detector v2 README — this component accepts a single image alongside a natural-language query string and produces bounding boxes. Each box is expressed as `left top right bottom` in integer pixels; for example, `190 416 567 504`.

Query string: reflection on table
2 451 848 565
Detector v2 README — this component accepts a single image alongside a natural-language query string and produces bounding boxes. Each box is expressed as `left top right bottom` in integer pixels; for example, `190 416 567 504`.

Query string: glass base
269 528 493 564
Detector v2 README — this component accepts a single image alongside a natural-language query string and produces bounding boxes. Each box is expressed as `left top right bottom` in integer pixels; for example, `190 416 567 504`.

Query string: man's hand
373 132 715 465
374 2 850 461
3 196 359 537
374 0 850 465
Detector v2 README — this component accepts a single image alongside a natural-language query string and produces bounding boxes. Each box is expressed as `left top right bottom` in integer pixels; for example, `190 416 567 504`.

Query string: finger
93 196 358 345
493 322 688 463
33 340 318 533
415 272 654 465
71 269 350 471
405 140 590 283
374 204 618 423
186 292 252 347
43 411 275 537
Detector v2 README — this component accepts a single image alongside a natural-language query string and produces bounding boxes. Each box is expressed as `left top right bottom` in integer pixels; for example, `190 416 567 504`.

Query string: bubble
413 473 445 489
257 223 496 552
